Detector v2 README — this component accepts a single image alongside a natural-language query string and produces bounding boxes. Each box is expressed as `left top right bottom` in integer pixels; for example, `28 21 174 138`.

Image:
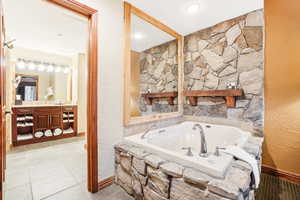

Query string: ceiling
128 0 263 51
3 0 89 56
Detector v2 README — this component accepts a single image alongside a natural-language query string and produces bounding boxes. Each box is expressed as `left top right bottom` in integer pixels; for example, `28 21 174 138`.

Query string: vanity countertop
12 104 77 108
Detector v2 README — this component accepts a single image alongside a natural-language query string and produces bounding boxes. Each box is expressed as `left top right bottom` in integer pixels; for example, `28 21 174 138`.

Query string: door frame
42 0 99 193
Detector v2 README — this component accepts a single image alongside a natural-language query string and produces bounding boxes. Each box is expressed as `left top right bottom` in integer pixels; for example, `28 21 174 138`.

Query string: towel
222 145 260 188
35 131 44 138
54 128 62 136
45 130 52 137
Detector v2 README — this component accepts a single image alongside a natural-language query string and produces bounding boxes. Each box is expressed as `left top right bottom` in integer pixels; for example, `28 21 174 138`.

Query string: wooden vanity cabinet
33 107 62 131
12 105 78 146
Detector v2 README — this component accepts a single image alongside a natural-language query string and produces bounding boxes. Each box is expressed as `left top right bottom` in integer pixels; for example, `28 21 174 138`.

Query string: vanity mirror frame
123 2 184 126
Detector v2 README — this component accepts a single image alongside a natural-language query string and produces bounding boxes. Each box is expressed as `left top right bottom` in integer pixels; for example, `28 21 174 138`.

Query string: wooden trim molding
46 0 98 193
123 2 184 126
98 176 115 190
262 165 300 184
78 132 86 137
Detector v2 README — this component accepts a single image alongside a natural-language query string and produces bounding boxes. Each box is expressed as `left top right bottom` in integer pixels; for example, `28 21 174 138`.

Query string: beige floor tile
31 176 77 200
5 137 89 199
43 185 90 200
5 184 33 200
5 168 30 190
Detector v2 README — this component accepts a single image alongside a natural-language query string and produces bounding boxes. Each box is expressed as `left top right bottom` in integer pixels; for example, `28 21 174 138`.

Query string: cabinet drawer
13 108 33 114
33 107 61 114
63 106 76 112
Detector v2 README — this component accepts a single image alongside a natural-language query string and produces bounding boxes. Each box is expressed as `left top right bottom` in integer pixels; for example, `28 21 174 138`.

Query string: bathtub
124 121 250 178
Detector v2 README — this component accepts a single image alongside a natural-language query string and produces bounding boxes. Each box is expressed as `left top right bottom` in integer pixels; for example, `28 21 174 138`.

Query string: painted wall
183 10 264 135
263 0 300 174
76 0 124 181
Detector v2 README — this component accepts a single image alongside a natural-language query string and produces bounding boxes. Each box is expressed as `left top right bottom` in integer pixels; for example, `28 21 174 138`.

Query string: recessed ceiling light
133 32 144 40
184 1 205 15
187 3 200 14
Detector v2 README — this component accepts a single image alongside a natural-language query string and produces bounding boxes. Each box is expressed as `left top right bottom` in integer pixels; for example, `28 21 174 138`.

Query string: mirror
124 2 183 125
15 61 71 103
15 74 38 101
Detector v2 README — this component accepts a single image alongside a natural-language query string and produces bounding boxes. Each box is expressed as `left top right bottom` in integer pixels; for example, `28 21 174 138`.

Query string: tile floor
4 137 133 200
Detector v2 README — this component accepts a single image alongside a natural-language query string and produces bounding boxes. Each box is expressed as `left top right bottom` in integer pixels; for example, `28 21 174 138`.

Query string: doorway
0 0 99 199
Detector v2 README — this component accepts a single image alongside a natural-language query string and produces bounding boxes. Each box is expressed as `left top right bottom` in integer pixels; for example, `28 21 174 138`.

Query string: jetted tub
124 121 250 178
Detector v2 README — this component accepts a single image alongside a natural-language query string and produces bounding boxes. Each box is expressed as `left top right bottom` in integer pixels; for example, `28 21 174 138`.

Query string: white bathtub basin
124 121 250 178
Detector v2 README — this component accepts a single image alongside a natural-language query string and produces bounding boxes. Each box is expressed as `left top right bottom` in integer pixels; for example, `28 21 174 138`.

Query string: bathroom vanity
11 105 78 146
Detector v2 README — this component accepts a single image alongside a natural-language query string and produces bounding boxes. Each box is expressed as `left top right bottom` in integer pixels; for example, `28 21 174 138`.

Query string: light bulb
38 63 45 71
63 67 70 74
55 66 61 73
28 62 36 70
47 65 54 72
17 60 25 69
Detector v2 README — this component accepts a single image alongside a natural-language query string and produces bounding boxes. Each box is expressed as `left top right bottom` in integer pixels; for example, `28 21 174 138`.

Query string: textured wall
139 40 178 115
264 0 300 174
183 10 264 134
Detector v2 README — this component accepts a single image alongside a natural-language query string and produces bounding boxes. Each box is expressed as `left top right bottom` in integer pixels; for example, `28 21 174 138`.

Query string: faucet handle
214 146 226 156
182 147 193 157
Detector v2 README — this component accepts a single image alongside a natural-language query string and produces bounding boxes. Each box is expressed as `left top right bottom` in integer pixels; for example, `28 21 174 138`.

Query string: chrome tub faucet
193 124 208 157
141 124 157 139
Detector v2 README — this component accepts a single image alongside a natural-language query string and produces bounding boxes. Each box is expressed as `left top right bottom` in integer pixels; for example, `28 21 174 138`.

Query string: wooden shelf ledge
183 89 243 108
142 92 178 105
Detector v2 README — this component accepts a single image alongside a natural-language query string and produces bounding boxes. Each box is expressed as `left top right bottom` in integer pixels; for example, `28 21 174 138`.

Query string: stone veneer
139 40 178 115
183 9 264 135
114 134 263 200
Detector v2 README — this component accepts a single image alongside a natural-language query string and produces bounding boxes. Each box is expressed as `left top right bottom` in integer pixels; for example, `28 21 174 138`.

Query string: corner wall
76 0 124 181
264 0 300 175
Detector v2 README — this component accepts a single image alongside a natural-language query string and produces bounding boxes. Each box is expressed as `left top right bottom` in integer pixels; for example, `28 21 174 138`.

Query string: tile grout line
39 183 79 200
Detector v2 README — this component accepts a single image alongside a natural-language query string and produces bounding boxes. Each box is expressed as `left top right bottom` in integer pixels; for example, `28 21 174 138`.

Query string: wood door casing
0 0 5 198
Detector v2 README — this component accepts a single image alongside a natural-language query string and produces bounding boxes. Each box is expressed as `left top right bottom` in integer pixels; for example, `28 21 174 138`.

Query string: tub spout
141 124 157 139
193 124 208 157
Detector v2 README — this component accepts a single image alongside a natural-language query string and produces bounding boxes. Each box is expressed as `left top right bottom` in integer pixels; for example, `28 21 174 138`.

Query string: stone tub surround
114 134 262 200
183 9 264 134
139 40 179 115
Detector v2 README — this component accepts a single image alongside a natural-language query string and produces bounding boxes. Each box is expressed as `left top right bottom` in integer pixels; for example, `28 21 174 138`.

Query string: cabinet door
50 114 61 129
35 114 50 130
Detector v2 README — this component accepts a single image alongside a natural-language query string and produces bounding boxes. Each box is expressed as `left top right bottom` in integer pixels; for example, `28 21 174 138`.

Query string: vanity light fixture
17 60 26 69
47 64 54 72
38 63 45 72
55 66 61 73
28 62 36 70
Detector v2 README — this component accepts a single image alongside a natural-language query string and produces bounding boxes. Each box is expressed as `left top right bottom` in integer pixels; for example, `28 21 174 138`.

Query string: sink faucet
141 124 157 139
193 124 208 157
